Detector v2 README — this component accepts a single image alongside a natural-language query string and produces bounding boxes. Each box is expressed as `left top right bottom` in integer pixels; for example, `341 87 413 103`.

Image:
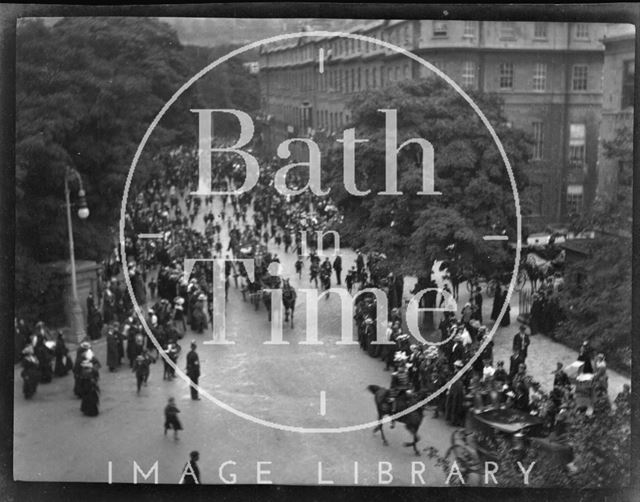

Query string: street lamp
64 166 90 343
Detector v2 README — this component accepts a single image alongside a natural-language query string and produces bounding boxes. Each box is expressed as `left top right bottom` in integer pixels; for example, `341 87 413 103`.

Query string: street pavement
13 195 629 485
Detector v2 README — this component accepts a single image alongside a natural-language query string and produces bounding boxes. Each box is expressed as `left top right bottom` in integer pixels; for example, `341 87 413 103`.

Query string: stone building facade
258 20 608 228
596 24 635 207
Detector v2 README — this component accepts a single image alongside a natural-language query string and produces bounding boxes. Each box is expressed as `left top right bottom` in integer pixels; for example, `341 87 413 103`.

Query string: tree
183 44 261 135
16 17 199 265
15 18 205 323
427 400 630 488
552 125 632 374
321 78 532 276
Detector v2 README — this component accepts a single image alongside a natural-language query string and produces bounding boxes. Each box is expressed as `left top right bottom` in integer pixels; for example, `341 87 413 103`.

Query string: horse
245 281 261 311
320 268 331 292
367 385 426 456
262 275 281 322
282 279 296 328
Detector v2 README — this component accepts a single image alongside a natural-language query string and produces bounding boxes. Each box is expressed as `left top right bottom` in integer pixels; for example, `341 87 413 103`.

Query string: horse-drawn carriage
564 361 594 410
237 242 268 310
236 242 297 326
445 405 574 482
514 245 565 292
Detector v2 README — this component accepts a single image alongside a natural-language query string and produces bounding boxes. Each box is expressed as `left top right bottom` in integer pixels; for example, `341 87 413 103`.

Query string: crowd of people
16 143 630 468
350 261 629 442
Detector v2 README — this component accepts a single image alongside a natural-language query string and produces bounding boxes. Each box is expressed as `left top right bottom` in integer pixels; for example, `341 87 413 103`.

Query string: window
533 22 547 39
394 66 399 81
461 61 476 88
345 70 349 92
566 185 583 214
357 39 361 53
572 65 588 91
569 123 586 167
499 63 514 89
372 67 377 88
622 60 635 108
500 22 516 39
404 26 409 45
463 21 476 38
388 67 394 83
575 23 589 39
380 65 385 86
532 121 544 160
365 68 369 88
533 63 547 91
403 64 409 79
433 21 448 37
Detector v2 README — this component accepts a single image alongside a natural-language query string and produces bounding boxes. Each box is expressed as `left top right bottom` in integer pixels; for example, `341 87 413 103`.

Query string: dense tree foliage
428 398 630 488
17 18 194 262
15 18 259 321
322 78 532 276
553 125 633 374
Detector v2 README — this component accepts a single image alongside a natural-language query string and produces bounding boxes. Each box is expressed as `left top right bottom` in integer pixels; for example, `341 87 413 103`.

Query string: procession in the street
13 15 632 490
15 145 631 484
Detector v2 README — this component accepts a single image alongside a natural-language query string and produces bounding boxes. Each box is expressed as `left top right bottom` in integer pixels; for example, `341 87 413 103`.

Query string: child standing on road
164 397 182 440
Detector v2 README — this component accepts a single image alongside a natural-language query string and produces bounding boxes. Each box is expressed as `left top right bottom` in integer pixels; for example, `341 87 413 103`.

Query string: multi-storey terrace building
596 24 635 214
258 20 607 227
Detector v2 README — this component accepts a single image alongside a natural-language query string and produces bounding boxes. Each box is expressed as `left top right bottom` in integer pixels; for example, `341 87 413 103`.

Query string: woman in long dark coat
53 332 72 377
490 283 503 322
126 325 138 368
74 341 91 397
577 341 594 374
33 334 53 384
444 375 466 426
106 328 119 372
21 345 41 399
499 289 511 327
529 292 543 334
78 361 100 416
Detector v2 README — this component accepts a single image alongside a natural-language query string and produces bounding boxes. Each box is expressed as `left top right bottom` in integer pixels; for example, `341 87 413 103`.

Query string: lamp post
64 166 89 343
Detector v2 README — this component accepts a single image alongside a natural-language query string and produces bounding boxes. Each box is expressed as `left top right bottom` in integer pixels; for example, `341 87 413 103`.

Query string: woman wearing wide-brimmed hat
78 359 100 417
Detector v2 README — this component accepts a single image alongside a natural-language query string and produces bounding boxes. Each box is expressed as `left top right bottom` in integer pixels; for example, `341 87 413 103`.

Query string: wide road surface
14 196 457 486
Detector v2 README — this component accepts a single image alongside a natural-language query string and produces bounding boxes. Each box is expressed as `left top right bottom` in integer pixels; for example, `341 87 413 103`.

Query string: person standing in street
471 286 483 323
53 331 72 377
512 324 531 360
356 250 365 282
186 341 201 400
106 325 120 372
180 451 200 484
333 255 342 286
20 345 41 399
164 397 182 440
509 349 526 382
577 340 594 374
552 362 571 389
